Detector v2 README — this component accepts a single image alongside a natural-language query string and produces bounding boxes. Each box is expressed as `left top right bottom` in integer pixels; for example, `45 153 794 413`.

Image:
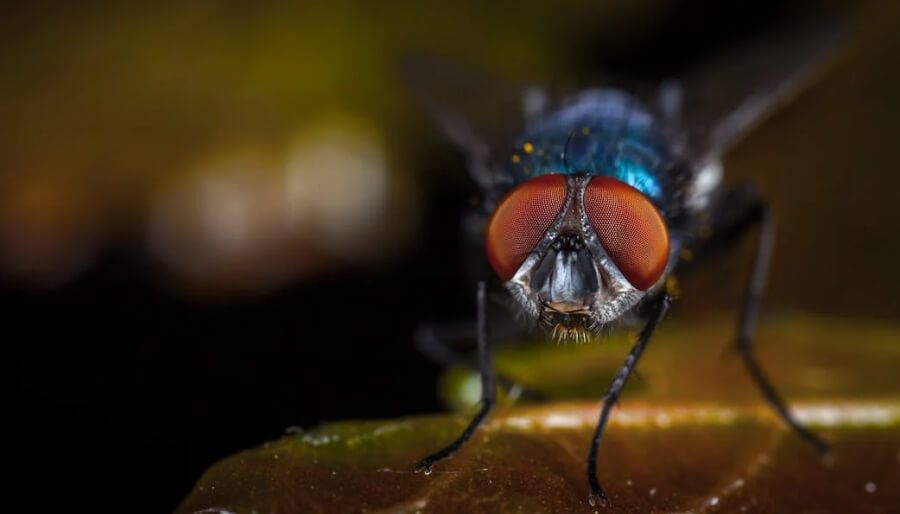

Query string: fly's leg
691 184 830 454
415 322 545 402
587 293 671 507
415 281 496 473
415 322 476 370
733 197 830 453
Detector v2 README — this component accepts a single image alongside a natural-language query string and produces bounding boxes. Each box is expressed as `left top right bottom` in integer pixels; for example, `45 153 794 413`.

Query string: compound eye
583 177 669 290
485 174 568 281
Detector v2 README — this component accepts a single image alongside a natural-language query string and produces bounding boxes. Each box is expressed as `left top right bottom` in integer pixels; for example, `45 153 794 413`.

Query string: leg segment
734 200 830 453
688 184 829 454
587 294 672 506
415 281 496 473
414 321 476 370
415 321 546 402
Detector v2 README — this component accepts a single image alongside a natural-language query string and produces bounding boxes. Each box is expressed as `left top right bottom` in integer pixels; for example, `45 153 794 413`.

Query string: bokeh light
147 116 410 295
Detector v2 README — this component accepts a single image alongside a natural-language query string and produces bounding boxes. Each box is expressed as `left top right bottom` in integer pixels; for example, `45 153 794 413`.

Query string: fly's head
485 174 670 341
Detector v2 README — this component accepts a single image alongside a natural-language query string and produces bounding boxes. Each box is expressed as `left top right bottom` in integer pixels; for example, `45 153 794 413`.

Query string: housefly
403 20 844 506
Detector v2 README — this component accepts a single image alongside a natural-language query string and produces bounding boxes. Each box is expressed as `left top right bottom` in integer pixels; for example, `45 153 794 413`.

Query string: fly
403 20 845 506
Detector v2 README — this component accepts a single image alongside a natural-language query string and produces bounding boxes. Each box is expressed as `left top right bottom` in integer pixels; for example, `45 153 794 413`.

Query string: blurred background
1 0 898 512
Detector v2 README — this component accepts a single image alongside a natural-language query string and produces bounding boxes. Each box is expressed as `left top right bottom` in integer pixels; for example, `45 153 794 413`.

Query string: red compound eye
583 177 669 290
485 174 568 281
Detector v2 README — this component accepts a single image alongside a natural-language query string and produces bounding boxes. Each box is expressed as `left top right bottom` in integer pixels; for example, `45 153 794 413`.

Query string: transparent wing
400 21 848 191
677 19 849 162
399 53 550 197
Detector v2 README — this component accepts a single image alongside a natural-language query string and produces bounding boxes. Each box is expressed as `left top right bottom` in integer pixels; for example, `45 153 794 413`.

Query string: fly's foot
413 456 437 475
810 434 832 456
587 485 610 508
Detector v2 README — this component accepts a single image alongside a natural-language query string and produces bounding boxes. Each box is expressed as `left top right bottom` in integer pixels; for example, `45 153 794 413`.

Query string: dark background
1 1 897 512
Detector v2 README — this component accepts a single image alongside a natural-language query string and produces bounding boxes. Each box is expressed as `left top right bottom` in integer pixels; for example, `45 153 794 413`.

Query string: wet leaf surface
177 316 900 513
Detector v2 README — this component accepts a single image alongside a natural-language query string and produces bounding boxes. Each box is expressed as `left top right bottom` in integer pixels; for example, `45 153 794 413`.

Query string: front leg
415 281 496 473
587 293 672 507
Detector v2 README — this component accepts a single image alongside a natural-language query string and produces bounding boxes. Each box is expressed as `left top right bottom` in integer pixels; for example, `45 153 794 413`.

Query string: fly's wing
400 54 550 207
677 19 849 163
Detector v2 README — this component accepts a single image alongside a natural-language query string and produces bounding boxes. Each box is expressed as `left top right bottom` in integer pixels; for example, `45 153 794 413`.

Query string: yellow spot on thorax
666 276 681 298
523 142 534 153
511 154 521 163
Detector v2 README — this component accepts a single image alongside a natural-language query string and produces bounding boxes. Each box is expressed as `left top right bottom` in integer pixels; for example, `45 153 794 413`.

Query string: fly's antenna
588 132 599 173
562 129 575 173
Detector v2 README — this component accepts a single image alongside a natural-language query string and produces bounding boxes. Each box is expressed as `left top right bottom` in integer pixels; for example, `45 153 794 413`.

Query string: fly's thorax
493 174 669 339
506 88 672 202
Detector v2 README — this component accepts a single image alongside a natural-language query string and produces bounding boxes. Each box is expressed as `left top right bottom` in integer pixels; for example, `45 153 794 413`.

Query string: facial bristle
550 322 595 344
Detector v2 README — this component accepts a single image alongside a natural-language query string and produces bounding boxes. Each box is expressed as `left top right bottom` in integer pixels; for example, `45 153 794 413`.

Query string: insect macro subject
405 22 843 506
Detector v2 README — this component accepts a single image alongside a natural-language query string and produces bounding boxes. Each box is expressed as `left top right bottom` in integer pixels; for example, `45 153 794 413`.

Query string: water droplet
423 467 433 476
865 482 877 494
708 496 719 506
649 487 657 496
626 479 633 486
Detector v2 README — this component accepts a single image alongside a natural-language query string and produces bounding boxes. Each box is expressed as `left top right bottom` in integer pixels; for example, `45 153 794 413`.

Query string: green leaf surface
177 316 900 513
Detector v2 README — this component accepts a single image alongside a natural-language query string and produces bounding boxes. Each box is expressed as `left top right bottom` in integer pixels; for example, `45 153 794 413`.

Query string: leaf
176 316 900 513
445 315 900 405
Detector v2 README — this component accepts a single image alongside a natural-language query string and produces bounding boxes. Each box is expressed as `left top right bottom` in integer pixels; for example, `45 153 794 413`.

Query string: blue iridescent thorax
507 89 671 204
